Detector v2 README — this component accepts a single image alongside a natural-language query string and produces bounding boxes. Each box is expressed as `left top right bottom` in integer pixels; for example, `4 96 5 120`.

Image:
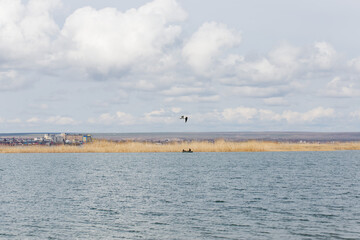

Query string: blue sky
1 0 360 133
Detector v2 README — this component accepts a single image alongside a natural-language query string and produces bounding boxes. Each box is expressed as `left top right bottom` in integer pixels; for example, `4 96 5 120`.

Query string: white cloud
135 80 156 91
268 44 301 68
229 42 337 85
182 21 241 74
221 107 258 123
25 115 78 125
143 108 176 124
231 44 300 84
281 107 334 123
210 42 338 102
171 107 181 113
88 113 115 125
116 111 136 125
0 0 60 63
0 0 357 133
40 104 48 110
161 86 204 96
7 118 21 124
263 97 287 106
350 110 360 119
59 0 186 76
139 0 187 22
236 58 287 83
165 94 220 103
348 57 360 72
2 106 336 129
26 117 40 123
0 70 28 90
231 86 288 98
146 109 165 116
46 116 78 125
208 106 335 124
308 42 337 70
258 109 282 121
322 76 360 97
88 112 135 125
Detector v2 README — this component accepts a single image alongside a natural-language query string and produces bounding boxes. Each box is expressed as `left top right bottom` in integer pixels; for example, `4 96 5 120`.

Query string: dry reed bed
1 140 360 153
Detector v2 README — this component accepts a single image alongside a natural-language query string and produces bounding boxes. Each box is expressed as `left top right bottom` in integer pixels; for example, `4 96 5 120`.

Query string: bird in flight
180 116 188 123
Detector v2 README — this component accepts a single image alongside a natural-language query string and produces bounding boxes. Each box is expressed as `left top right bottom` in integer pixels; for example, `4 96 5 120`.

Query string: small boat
182 148 193 153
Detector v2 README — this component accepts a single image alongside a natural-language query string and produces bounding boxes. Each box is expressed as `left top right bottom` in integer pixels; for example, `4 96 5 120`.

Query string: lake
1 151 360 239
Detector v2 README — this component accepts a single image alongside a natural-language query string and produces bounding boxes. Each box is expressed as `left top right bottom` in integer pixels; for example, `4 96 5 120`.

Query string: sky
1 0 360 133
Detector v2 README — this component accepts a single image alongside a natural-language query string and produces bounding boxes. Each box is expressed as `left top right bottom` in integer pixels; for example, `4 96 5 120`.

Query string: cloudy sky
1 0 360 133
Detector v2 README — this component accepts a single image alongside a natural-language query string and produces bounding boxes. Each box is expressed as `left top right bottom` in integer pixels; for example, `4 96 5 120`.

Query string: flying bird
180 116 188 123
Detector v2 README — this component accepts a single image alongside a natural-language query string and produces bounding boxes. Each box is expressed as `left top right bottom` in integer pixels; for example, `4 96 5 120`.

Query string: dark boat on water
182 148 193 153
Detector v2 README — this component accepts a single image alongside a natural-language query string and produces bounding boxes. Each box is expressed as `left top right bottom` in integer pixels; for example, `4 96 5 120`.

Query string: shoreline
1 140 360 153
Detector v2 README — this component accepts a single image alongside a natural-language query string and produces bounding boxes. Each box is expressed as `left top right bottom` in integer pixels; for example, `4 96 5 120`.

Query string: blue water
1 152 360 239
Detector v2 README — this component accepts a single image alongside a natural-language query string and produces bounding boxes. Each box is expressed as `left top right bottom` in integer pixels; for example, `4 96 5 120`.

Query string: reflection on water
1 152 360 239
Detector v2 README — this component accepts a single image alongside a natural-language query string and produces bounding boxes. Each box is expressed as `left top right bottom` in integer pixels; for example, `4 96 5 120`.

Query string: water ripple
0 151 360 239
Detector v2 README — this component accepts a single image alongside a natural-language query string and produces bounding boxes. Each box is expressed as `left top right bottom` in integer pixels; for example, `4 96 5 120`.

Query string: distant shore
3 132 360 143
1 140 360 153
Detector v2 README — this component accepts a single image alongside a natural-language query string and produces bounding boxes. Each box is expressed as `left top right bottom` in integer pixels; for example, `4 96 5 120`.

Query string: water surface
1 152 359 239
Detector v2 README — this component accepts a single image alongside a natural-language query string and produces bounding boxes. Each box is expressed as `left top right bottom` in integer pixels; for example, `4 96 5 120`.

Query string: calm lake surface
1 152 360 239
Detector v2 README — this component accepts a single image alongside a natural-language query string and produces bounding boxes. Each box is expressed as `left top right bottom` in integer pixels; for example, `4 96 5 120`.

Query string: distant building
59 133 92 144
63 133 82 143
44 134 64 143
83 134 92 143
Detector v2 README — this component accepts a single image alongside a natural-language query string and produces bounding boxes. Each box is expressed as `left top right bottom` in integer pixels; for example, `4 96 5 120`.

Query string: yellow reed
1 139 360 153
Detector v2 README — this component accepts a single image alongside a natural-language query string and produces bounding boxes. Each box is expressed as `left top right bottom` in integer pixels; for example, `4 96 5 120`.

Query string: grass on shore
1 140 360 153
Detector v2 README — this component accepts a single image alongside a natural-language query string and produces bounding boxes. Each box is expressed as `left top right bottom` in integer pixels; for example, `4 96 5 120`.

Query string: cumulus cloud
0 0 359 130
0 70 28 90
221 107 258 123
0 117 22 124
221 42 338 85
257 109 281 121
143 109 174 123
232 45 300 84
7 118 22 124
88 112 135 125
350 110 360 119
161 86 204 96
116 112 136 125
161 84 220 102
348 57 360 72
171 107 181 113
231 86 289 98
203 41 345 100
0 0 351 101
307 42 338 70
46 116 78 125
211 106 334 124
59 0 187 76
263 97 287 106
281 107 334 123
89 108 188 126
321 76 360 97
236 58 288 83
182 21 241 74
142 107 194 123
0 0 60 63
25 115 78 125
165 94 219 103
27 117 40 123
235 44 300 83
135 80 156 91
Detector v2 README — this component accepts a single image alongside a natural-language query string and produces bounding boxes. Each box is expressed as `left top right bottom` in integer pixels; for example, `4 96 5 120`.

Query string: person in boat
182 148 192 152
